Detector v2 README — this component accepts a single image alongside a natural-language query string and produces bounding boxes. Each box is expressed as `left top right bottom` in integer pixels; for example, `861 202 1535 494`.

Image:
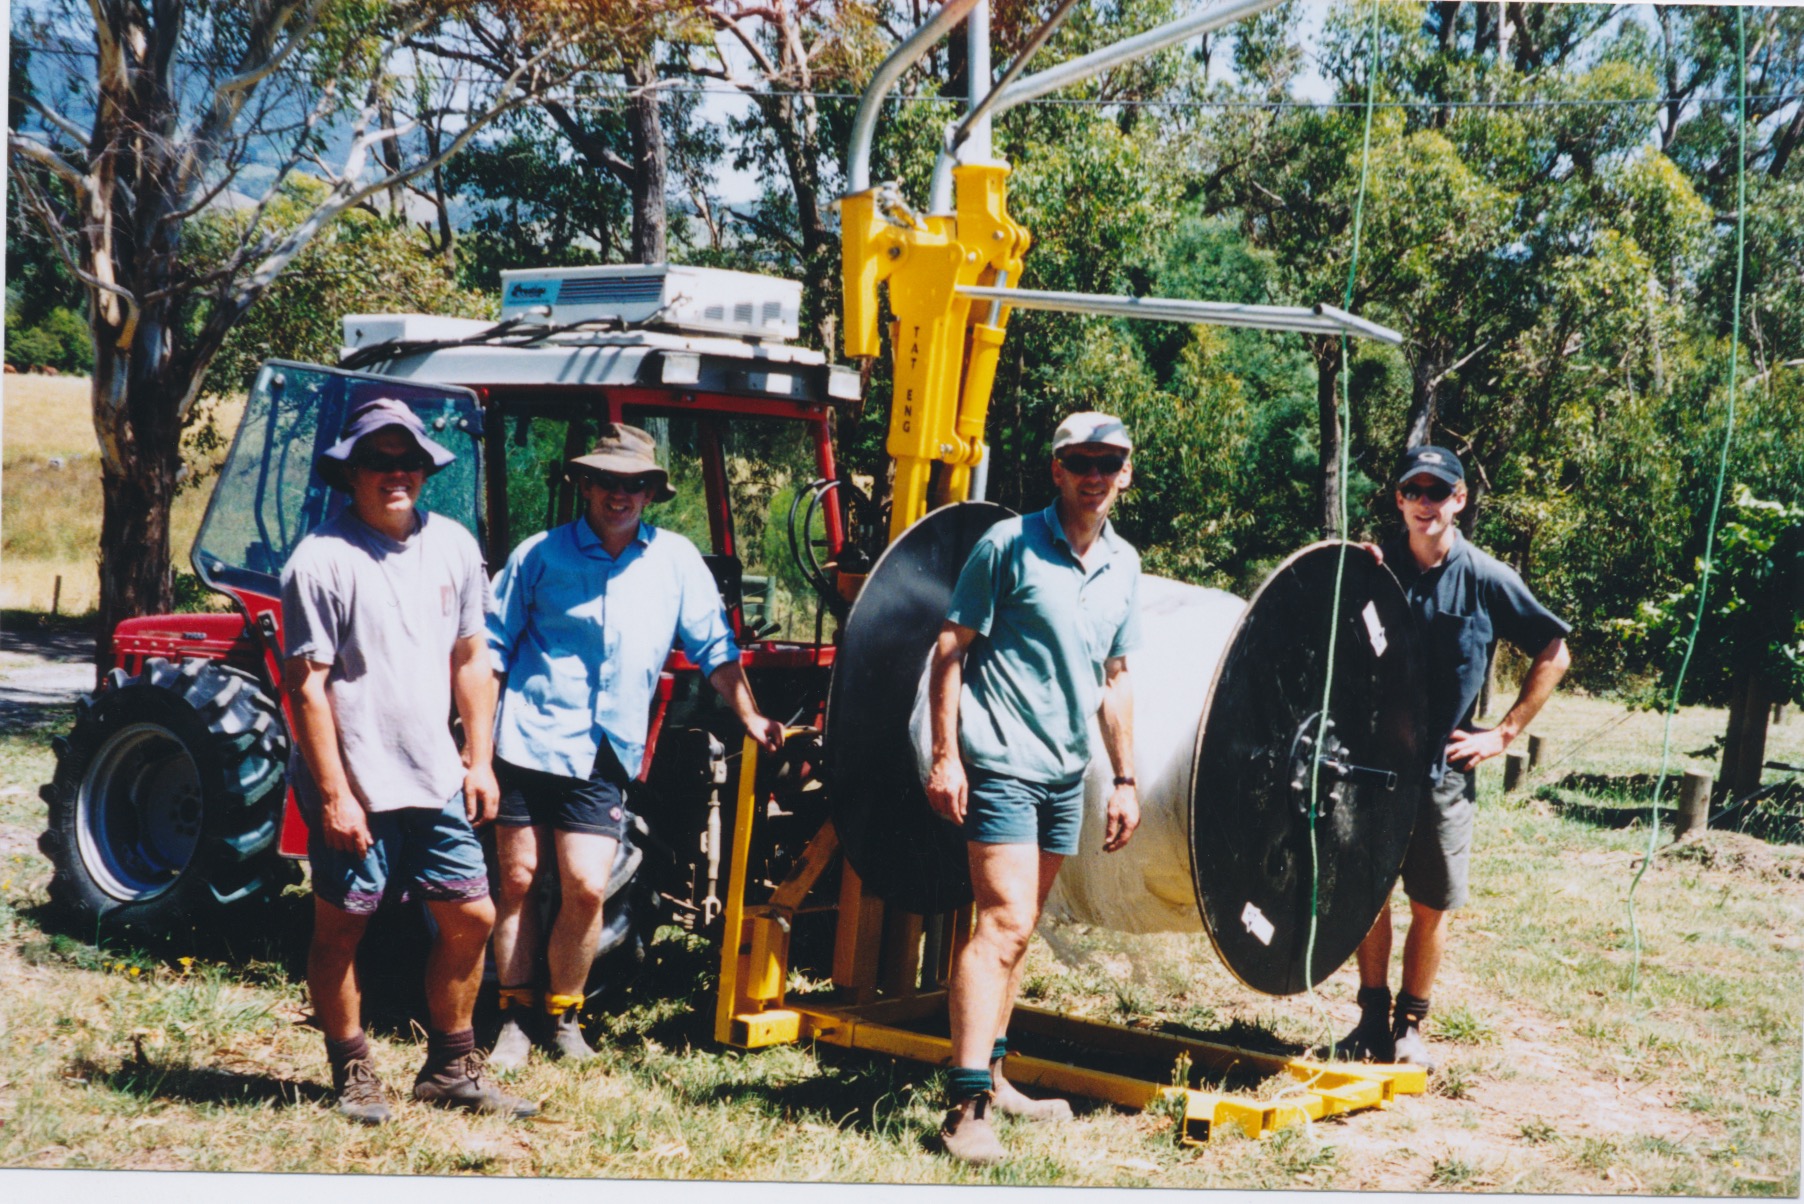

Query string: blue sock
947 1065 993 1105
990 1037 1008 1064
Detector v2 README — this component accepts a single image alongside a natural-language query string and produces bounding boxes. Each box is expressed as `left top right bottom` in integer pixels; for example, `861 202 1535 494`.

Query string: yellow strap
497 986 536 1010
543 992 585 1016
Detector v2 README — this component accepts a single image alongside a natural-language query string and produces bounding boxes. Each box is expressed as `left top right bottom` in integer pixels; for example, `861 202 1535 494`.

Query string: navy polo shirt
1382 532 1570 781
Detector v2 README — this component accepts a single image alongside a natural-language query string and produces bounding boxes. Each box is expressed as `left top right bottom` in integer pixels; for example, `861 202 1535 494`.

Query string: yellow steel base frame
713 736 1425 1144
728 993 1423 1145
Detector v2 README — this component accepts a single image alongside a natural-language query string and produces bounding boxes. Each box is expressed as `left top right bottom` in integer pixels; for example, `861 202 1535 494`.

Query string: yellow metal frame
717 154 1430 1145
714 737 1425 1143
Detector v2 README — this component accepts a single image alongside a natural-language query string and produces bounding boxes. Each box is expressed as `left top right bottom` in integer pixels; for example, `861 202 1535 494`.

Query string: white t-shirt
281 509 489 813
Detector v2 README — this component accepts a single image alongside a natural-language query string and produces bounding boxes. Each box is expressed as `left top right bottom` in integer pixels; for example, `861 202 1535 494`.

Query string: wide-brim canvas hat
566 422 676 503
316 397 456 491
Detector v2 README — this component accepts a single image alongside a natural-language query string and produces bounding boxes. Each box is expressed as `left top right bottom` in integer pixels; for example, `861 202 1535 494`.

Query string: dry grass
0 694 1799 1190
1 379 244 614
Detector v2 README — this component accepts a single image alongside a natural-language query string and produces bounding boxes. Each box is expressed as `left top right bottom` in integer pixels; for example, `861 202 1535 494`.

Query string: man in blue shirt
486 423 784 1066
1337 446 1570 1071
927 411 1144 1164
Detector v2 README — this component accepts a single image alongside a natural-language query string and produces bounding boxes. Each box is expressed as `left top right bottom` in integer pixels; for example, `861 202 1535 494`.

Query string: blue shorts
308 791 490 916
964 767 1086 856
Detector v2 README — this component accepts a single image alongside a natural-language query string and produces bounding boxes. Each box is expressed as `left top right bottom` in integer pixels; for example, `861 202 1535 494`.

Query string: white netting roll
908 573 1244 934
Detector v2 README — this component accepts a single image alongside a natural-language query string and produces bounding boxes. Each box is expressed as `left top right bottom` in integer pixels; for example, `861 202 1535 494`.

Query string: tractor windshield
192 360 485 595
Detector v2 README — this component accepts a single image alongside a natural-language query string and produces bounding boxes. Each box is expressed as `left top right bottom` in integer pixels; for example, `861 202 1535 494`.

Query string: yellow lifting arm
840 164 1029 542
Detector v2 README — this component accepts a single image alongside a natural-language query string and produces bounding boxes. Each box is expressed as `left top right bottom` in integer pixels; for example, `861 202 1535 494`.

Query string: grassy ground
1 377 243 615
0 690 1800 1190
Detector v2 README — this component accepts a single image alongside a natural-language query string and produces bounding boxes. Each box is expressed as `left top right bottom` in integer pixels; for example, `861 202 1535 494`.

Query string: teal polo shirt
946 502 1142 784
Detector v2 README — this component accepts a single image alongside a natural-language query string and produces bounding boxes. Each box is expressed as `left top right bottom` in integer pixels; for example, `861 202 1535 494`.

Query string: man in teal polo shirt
926 411 1143 1164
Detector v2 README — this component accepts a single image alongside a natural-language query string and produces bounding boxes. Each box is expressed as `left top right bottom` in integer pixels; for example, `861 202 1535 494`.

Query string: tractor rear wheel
38 656 294 937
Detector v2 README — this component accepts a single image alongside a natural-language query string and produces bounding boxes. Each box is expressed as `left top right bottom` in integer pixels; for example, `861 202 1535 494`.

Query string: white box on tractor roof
498 264 803 342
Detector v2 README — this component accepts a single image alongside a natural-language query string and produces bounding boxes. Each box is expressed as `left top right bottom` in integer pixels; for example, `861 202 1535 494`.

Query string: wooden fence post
1674 770 1713 841
1503 749 1528 792
1527 733 1546 769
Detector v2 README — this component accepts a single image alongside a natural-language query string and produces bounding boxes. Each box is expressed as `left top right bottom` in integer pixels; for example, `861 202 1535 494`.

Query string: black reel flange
826 501 1015 916
1190 542 1429 995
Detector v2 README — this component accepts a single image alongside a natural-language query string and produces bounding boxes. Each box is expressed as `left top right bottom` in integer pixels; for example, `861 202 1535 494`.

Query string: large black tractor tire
38 656 294 938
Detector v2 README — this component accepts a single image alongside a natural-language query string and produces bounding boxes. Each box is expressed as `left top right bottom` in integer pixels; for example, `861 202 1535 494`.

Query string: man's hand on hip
1103 783 1139 852
1446 726 1509 769
321 794 374 857
463 761 500 825
926 756 969 826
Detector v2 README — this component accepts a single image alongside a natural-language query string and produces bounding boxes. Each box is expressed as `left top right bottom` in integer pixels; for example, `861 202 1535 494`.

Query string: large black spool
1189 541 1427 994
828 509 1429 994
826 501 1014 916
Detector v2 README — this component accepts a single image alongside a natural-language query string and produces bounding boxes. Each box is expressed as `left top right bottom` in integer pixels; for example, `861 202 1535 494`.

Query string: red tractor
38 265 874 964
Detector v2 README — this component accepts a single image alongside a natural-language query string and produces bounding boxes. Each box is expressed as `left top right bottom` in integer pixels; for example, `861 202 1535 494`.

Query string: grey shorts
964 767 1085 856
1399 766 1475 911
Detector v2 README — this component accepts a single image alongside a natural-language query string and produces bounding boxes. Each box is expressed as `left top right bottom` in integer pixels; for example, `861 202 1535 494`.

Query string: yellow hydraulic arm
841 164 1030 541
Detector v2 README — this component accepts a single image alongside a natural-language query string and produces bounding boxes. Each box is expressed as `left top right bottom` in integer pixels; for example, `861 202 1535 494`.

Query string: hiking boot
1390 1019 1437 1071
1333 1017 1395 1062
1391 991 1436 1071
940 1091 1005 1165
1333 985 1394 1062
332 1056 392 1125
489 1014 534 1072
990 1058 1071 1122
549 1008 597 1062
414 1050 540 1118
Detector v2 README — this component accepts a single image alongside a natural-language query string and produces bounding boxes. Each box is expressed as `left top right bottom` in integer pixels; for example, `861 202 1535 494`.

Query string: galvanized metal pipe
848 0 983 194
930 0 1286 211
957 285 1404 344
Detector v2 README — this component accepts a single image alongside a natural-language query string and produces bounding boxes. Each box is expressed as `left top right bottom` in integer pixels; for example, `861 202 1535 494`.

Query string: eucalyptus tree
6 0 584 662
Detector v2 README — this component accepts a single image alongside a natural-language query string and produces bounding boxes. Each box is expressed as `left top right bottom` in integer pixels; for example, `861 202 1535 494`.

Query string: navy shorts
309 790 490 916
1400 766 1476 911
963 767 1086 856
495 745 630 840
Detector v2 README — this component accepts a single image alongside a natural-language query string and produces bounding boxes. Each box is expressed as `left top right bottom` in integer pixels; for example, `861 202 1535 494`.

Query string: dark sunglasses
349 450 432 473
1399 481 1456 503
1058 452 1127 477
587 471 659 495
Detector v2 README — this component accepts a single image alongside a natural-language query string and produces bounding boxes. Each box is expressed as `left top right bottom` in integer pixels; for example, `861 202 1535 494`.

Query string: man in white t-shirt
282 397 533 1124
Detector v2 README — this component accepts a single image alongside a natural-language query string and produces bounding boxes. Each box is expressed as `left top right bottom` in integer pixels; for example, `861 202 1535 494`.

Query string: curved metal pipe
999 0 1284 111
848 0 983 194
930 0 1285 211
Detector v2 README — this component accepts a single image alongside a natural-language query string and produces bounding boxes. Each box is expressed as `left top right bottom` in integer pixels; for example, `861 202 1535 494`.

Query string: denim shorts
309 790 490 916
1400 766 1476 911
964 767 1086 856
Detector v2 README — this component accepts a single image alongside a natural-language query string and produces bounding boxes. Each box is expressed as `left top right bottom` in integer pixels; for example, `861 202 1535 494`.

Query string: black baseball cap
1393 445 1464 488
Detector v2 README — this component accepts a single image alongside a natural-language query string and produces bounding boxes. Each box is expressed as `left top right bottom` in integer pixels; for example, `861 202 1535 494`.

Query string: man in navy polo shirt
926 411 1144 1164
1337 446 1571 1070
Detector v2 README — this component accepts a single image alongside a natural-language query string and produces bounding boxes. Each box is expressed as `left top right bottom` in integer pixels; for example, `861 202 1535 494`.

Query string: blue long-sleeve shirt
488 518 740 780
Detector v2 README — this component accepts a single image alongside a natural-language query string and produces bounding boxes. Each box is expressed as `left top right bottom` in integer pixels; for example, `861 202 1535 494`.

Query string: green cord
1304 0 1381 995
1625 7 1747 992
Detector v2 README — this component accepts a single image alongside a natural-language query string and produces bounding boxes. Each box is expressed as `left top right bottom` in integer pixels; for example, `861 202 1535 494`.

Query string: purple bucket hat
315 397 456 491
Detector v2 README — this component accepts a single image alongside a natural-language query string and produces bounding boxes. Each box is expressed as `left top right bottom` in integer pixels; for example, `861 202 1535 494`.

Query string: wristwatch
1113 776 1136 787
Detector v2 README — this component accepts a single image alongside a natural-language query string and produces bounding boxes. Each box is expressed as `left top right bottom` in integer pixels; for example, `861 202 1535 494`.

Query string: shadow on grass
73 1054 331 1109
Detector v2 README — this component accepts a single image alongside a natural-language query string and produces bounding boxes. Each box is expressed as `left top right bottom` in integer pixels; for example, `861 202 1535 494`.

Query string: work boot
940 1091 1005 1165
489 1014 534 1072
1391 992 1437 1072
990 1057 1071 1121
1333 985 1395 1062
414 1050 540 1118
332 1056 392 1126
549 1008 597 1062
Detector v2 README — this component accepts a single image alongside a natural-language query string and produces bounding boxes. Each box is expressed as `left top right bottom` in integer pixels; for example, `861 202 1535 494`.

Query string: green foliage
1626 487 1804 710
198 180 493 398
